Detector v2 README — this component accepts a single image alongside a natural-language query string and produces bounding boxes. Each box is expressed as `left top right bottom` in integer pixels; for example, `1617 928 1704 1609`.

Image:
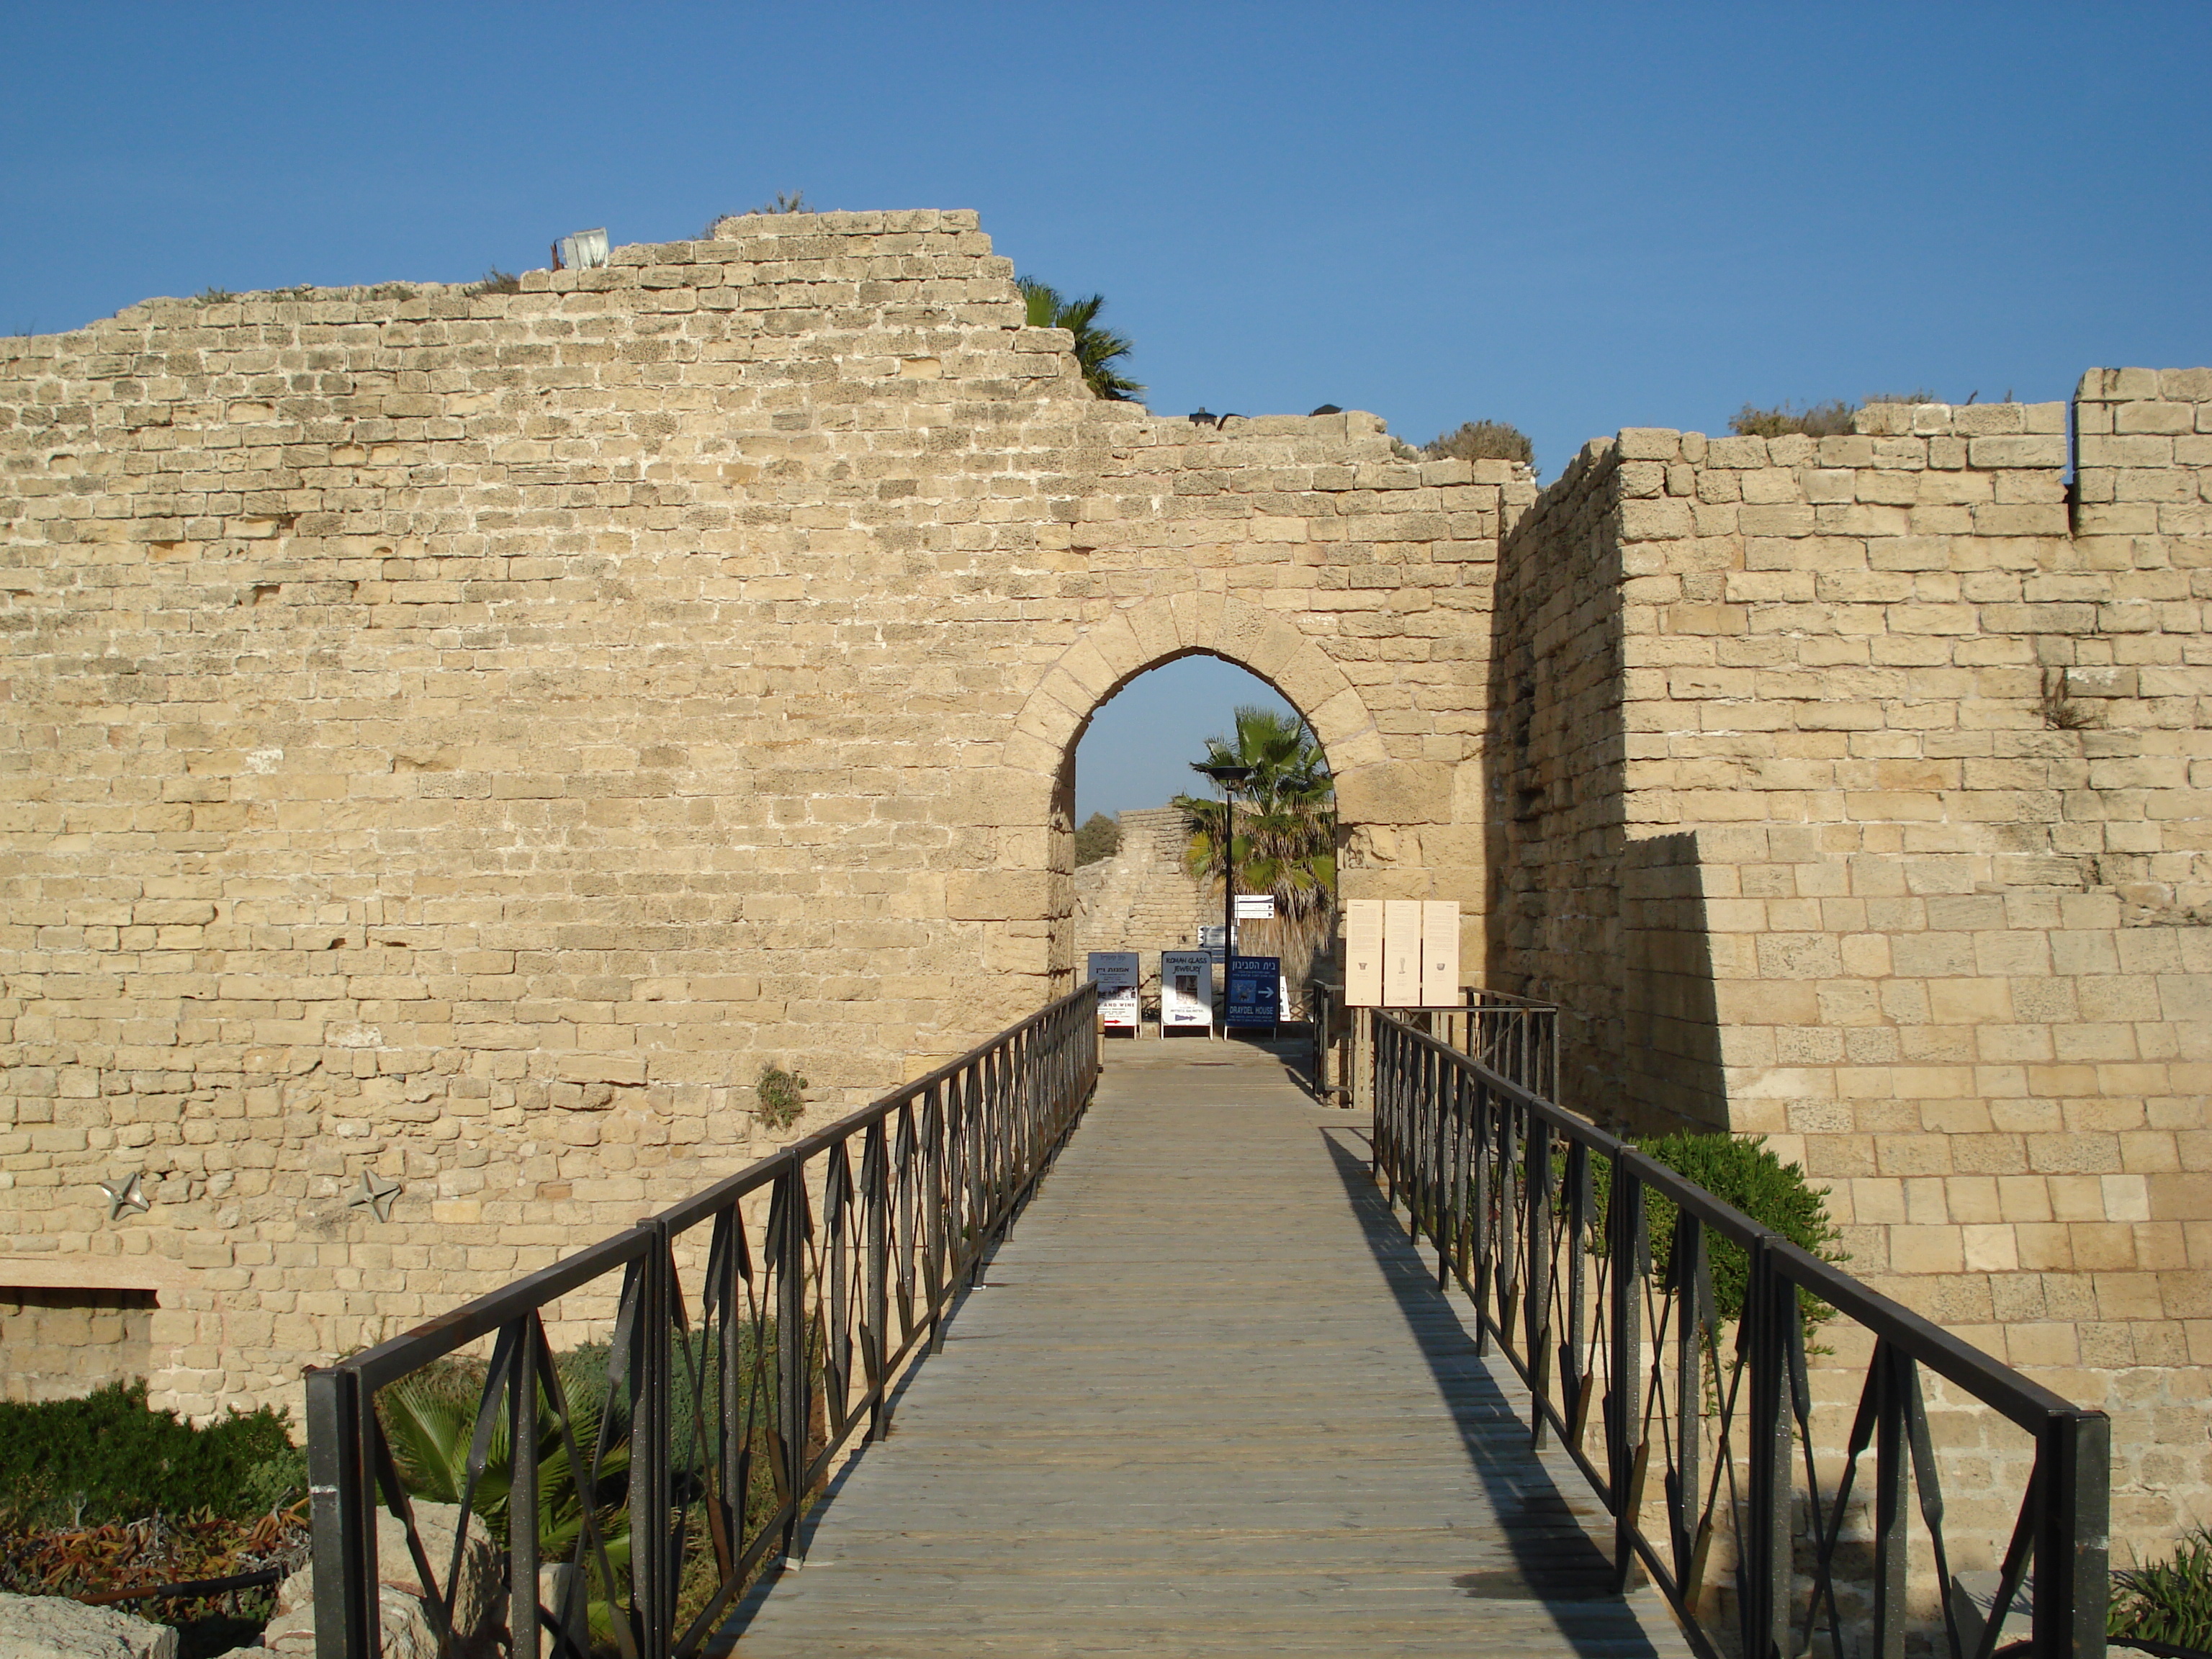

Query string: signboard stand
1087 952 1141 1036
1224 955 1282 1039
1159 949 1213 1037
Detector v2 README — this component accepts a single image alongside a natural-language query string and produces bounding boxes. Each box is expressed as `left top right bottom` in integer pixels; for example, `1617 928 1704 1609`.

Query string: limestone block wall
0 1286 156 1403
1488 375 2212 1542
0 210 1505 1416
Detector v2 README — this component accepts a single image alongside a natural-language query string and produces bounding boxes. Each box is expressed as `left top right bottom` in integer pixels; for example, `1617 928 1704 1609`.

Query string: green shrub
0 1380 298 1528
756 1063 807 1130
2111 1526 2212 1647
1421 419 1534 469
464 267 522 297
1592 1132 1845 1328
236 1444 309 1514
1074 811 1120 867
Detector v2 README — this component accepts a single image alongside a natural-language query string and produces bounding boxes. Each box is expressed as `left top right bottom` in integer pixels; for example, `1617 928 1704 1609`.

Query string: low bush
1593 1131 1845 1328
0 1381 298 1529
1421 419 1534 468
2111 1526 2212 1647
1730 390 1945 439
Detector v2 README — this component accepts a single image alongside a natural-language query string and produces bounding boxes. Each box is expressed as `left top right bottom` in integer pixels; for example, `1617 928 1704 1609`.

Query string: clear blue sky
6 1 2206 814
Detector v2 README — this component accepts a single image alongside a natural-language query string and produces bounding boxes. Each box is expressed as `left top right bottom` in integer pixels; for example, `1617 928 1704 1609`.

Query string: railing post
1740 1236 1792 1659
2036 1409 2110 1658
510 1324 541 1659
924 1082 948 1354
1470 1074 1493 1357
306 1364 377 1659
864 1120 889 1443
1670 1215 1701 1587
1871 1341 1908 1659
1565 1139 1590 1448
1526 1112 1552 1450
775 1169 809 1561
633 1226 671 1658
1606 1155 1642 1586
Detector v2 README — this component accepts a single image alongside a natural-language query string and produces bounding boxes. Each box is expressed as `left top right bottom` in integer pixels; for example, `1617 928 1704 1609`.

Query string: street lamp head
1197 763 1256 791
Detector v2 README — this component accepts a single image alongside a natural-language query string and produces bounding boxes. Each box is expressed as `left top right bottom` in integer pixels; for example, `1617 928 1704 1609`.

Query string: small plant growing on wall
756 1062 808 1130
2041 665 2101 730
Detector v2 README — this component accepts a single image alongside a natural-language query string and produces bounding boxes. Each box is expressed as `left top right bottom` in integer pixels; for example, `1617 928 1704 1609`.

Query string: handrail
1369 1005 2108 1659
307 984 1100 1659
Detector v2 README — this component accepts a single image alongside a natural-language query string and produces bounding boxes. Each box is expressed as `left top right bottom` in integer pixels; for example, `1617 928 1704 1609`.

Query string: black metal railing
1370 1007 2108 1659
307 984 1100 1659
1305 984 1558 1107
1463 986 1557 1099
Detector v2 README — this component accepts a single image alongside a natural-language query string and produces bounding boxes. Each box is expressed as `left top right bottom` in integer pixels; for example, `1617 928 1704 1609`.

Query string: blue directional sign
1224 956 1281 1029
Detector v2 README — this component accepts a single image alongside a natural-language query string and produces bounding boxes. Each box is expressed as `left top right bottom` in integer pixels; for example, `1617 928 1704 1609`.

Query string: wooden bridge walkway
729 1035 1694 1658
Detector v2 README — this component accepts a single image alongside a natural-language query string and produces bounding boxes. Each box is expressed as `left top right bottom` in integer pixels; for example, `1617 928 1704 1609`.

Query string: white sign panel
1088 951 1141 1029
1421 900 1461 1007
1233 893 1276 920
1160 950 1214 1030
1344 899 1383 1007
1384 900 1423 1007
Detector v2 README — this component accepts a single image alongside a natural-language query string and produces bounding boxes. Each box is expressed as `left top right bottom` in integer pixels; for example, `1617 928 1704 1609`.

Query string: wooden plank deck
727 1035 1696 1658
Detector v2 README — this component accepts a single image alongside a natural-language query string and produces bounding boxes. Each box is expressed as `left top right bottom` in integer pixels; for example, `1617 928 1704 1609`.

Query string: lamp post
1196 762 1255 1030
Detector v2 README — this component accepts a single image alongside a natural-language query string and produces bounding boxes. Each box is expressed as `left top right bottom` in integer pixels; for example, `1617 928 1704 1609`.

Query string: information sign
1344 899 1383 1007
1160 950 1214 1030
1087 951 1141 1030
1225 956 1281 1030
1420 899 1460 1007
1233 894 1276 920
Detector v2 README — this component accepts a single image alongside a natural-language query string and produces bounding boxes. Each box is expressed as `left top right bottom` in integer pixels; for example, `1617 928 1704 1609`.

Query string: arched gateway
0 211 1527 1411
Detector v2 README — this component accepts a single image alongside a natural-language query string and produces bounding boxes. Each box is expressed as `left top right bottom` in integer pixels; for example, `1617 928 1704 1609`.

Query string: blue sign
1224 956 1281 1028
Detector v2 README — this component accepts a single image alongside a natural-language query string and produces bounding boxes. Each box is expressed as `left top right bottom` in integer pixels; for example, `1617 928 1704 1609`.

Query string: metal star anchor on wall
99 1171 150 1220
348 1169 403 1223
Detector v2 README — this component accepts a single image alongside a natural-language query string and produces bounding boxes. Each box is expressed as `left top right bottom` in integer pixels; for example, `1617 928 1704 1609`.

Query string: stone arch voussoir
1006 595 1389 798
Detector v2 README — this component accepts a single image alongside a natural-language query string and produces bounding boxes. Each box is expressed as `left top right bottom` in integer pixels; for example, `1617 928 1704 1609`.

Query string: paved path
729 1035 1695 1658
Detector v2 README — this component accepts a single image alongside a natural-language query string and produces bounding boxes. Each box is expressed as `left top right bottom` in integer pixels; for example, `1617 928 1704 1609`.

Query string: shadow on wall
1481 445 1725 1133
1619 834 1727 1134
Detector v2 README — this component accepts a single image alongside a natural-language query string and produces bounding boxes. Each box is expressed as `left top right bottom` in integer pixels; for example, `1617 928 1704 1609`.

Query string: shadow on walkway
1312 1123 1668 1653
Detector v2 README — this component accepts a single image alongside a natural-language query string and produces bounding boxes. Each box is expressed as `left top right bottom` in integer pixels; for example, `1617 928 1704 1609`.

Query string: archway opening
1061 652 1336 1035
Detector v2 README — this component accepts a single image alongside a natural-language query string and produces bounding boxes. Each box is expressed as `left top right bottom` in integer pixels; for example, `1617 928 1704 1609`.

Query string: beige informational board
1344 900 1383 1006
1341 897 1460 1008
1421 900 1460 1007
1383 900 1422 1007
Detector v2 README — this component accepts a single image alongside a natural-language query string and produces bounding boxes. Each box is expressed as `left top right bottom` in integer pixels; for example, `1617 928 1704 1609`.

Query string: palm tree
1172 706 1336 979
1018 278 1144 402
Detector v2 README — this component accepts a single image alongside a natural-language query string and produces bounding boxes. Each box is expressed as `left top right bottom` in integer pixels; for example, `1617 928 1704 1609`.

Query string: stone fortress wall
0 205 2203 1547
1488 374 2212 1542
0 211 1509 1416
